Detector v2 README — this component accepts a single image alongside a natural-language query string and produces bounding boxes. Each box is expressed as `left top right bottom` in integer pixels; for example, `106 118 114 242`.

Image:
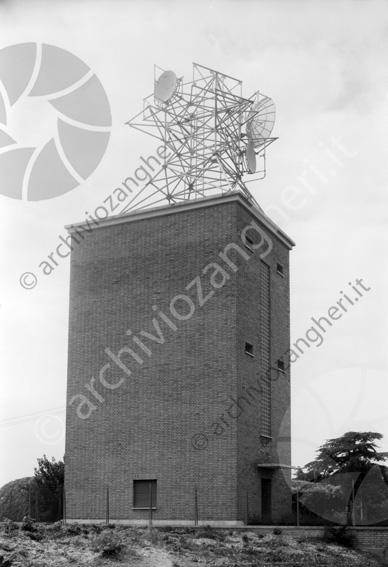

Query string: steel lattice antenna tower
123 63 277 213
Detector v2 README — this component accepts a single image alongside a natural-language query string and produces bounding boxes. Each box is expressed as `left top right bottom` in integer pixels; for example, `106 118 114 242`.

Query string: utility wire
0 407 66 429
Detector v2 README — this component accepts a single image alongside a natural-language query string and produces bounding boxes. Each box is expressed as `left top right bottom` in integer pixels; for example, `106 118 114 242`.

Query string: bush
148 527 159 545
182 527 195 535
33 456 64 522
0 478 36 522
63 523 82 536
195 525 225 541
21 515 37 532
100 523 116 531
273 528 283 535
44 521 64 539
2 518 17 534
25 530 43 541
92 531 123 557
323 526 355 548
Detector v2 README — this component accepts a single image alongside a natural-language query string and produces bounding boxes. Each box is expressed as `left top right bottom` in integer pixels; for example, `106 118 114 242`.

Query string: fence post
106 484 110 525
58 490 62 521
194 484 198 526
9 489 13 521
351 481 356 526
245 487 249 525
35 490 39 522
28 484 31 517
149 482 153 526
296 488 300 527
63 486 66 524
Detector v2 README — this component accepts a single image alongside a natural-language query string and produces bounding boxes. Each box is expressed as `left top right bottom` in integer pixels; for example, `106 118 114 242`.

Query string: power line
0 407 66 429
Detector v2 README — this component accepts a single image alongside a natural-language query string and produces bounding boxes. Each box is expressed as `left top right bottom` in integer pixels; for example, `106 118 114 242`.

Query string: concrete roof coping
65 191 295 249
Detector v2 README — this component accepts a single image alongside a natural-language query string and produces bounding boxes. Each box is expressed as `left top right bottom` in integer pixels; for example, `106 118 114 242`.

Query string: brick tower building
65 192 294 525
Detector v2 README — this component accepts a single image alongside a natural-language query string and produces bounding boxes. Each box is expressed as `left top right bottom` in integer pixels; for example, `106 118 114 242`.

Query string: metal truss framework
123 63 277 214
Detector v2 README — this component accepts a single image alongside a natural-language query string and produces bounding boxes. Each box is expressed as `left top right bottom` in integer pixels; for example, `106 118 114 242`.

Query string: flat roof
66 191 295 250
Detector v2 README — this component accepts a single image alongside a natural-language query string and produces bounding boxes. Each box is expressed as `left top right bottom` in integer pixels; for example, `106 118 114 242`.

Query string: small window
276 263 284 276
133 480 157 509
245 342 254 356
277 359 285 372
244 235 254 252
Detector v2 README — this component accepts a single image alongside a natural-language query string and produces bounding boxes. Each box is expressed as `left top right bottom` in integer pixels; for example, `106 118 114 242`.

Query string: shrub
148 527 159 544
21 515 37 532
44 521 65 540
182 527 195 535
2 518 17 533
90 524 102 534
33 456 64 522
92 531 123 557
0 478 36 522
101 523 115 530
273 528 283 535
63 523 82 536
242 547 257 556
196 525 217 539
25 530 43 541
323 526 355 548
195 525 226 541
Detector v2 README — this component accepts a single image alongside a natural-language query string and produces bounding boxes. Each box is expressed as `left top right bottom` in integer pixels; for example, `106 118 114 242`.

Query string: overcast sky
0 0 387 488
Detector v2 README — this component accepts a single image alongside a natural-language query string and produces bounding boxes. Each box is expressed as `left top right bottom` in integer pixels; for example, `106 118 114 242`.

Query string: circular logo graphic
34 413 65 446
20 271 37 289
0 43 111 201
191 433 209 451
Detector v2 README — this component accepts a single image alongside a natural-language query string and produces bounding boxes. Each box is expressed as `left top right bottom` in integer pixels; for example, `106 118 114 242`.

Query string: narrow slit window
276 263 284 276
245 342 254 356
277 359 285 372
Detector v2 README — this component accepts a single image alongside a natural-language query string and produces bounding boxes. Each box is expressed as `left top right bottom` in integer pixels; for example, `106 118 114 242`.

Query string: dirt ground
0 521 385 567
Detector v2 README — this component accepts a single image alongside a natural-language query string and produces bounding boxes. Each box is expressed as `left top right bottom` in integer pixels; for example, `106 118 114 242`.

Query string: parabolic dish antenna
246 96 276 147
154 70 177 103
246 141 256 173
125 63 278 215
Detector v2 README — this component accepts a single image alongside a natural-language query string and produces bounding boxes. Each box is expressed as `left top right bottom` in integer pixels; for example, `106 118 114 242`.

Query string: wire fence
0 483 65 523
2 481 388 527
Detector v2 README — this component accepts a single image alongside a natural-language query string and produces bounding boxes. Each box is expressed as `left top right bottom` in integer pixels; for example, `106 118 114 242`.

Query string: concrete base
66 519 246 527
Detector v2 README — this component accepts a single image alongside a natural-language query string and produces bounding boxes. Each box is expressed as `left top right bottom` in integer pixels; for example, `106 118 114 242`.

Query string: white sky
0 0 387 487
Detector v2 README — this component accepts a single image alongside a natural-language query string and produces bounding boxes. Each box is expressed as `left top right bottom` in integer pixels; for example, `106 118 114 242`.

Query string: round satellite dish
154 70 177 103
246 96 276 147
246 141 256 173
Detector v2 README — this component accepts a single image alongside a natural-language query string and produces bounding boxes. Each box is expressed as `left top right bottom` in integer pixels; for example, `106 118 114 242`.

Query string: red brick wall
242 527 388 559
65 195 293 522
234 205 292 522
350 528 388 558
